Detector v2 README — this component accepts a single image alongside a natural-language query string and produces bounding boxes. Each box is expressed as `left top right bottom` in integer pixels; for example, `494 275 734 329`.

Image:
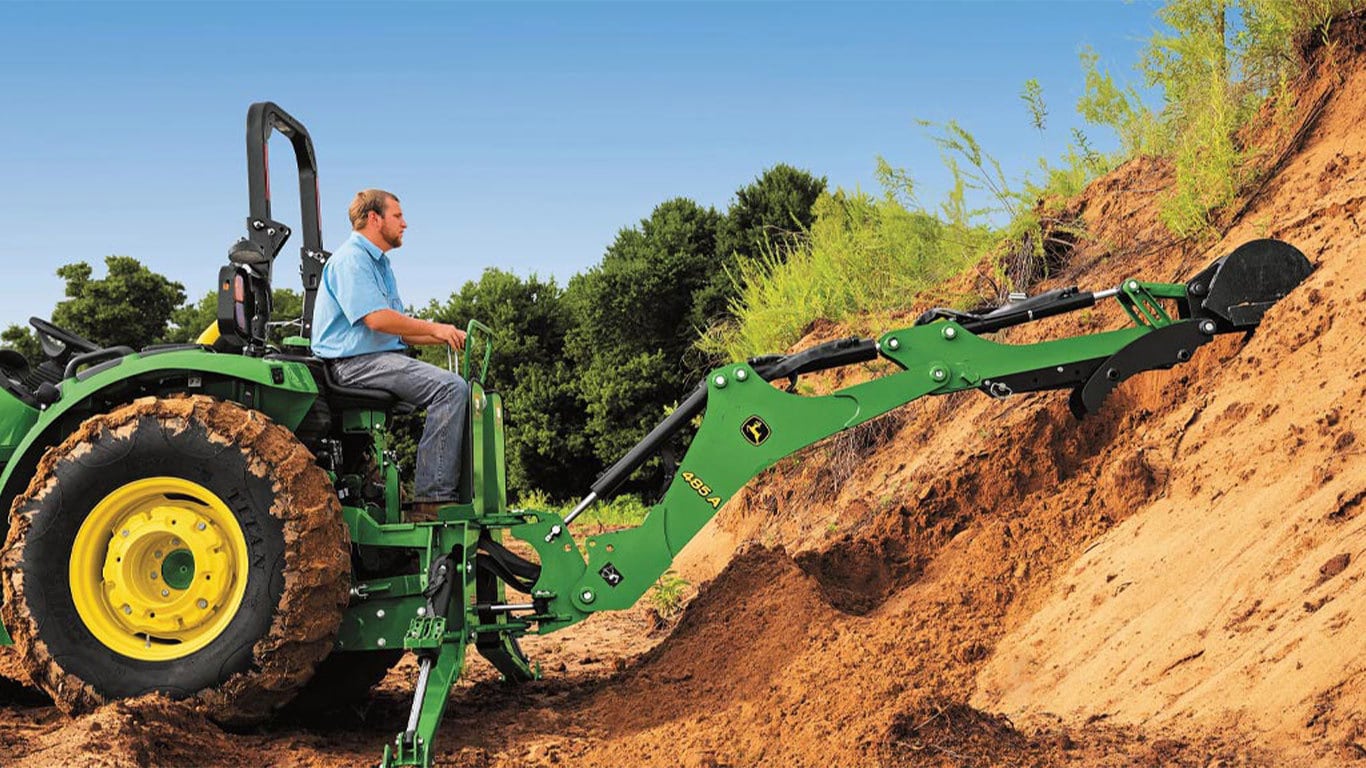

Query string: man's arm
363 309 466 350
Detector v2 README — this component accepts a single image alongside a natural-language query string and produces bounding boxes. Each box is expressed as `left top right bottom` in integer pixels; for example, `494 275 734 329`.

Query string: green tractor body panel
0 349 317 545
0 391 40 465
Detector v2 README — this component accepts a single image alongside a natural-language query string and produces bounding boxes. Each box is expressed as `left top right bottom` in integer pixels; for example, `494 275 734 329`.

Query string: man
311 189 468 521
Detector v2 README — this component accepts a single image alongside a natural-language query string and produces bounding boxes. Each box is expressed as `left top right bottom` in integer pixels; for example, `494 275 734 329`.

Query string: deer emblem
741 416 770 446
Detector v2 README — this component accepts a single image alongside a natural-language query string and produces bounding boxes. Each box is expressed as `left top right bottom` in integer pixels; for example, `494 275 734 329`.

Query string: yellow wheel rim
69 477 250 661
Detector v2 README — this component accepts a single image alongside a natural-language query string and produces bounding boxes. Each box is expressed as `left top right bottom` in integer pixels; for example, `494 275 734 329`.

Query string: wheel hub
69 478 249 661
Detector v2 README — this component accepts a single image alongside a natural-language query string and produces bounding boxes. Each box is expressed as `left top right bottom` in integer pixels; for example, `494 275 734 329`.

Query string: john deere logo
741 416 771 446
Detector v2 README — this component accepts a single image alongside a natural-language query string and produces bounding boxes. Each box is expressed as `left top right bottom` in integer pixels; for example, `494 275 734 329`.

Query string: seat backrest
216 264 272 351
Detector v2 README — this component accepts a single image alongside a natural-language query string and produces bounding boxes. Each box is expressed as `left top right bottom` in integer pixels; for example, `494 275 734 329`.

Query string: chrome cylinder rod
403 658 433 743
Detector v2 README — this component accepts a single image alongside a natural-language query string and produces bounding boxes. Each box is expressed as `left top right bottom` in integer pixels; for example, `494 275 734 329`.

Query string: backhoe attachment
378 239 1310 767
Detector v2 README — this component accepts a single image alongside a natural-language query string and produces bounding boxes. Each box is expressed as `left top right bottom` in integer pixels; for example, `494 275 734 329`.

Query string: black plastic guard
1069 321 1214 418
1184 239 1312 330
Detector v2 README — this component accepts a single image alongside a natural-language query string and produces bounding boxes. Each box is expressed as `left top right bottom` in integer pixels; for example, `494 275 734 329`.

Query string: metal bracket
403 616 447 652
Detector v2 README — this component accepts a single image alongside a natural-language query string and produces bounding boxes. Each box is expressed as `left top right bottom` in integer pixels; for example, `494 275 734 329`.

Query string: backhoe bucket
1185 238 1312 329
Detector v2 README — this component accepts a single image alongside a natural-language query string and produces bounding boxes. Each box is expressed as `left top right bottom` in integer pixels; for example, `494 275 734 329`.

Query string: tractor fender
0 348 319 545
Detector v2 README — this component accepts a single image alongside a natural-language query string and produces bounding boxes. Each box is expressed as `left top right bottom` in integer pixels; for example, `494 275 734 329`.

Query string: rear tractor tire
0 395 350 724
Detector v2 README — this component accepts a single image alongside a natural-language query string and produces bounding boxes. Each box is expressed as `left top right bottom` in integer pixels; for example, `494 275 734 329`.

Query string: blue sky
0 1 1161 330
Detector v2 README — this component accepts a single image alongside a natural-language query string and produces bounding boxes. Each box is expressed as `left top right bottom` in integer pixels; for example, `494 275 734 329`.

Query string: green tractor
0 103 1312 767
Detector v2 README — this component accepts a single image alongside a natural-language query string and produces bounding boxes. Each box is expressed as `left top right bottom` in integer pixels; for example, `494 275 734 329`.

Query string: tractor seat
0 349 39 407
265 352 415 416
321 361 417 415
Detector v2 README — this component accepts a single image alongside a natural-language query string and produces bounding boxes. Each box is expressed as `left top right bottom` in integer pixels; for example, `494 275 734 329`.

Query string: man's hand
430 323 467 351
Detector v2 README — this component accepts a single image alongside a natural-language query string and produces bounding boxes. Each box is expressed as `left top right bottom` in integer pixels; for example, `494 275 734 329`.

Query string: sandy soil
2 15 1365 768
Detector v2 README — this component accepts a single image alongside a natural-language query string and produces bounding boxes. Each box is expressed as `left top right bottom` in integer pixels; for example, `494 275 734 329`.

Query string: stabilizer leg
382 638 466 768
382 544 468 768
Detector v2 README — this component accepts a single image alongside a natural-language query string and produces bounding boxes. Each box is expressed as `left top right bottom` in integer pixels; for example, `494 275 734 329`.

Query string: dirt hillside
0 15 1363 768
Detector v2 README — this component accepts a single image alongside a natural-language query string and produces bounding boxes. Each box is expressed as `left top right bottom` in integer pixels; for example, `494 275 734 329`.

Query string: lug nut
196 522 207 531
197 599 209 609
122 604 132 615
161 589 170 597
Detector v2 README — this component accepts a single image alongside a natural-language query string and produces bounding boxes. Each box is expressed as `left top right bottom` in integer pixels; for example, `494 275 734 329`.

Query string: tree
1 325 43 365
566 198 724 490
421 269 589 499
167 287 305 344
693 165 827 334
50 257 185 349
717 164 828 267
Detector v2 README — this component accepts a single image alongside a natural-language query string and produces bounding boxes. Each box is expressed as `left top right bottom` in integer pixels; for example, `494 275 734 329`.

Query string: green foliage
514 490 650 528
573 495 651 528
1021 78 1048 134
1238 1 1358 85
566 198 724 489
703 89 1133 361
693 165 827 335
1077 48 1166 159
1 325 43 365
647 569 690 619
1078 0 1359 237
50 256 186 350
702 185 990 361
716 165 828 267
1142 0 1248 235
422 268 590 500
167 287 305 343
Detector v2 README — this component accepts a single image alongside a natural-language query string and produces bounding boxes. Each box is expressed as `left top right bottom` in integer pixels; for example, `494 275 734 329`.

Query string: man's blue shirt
310 232 408 358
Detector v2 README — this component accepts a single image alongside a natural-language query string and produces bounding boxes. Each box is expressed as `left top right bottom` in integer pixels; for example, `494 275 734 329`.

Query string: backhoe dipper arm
511 238 1311 629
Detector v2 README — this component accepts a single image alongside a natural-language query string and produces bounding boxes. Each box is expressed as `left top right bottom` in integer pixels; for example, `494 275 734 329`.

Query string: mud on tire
0 395 350 724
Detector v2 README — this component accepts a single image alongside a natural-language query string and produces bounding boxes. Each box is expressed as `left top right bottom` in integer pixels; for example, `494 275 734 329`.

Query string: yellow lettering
678 471 724 510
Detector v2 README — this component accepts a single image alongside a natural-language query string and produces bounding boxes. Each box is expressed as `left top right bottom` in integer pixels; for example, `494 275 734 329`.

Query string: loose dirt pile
1 15 1364 768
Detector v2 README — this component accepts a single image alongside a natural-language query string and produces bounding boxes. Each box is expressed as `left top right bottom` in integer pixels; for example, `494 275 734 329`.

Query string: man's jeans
330 352 469 502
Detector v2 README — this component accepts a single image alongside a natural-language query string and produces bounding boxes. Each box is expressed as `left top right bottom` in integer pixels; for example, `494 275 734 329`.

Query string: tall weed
699 186 992 361
1083 0 1360 236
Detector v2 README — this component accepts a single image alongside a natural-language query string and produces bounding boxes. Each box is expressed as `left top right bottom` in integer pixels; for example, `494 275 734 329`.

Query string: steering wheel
29 317 100 359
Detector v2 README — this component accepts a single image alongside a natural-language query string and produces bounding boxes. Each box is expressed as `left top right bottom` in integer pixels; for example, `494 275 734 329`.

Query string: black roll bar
243 102 331 338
